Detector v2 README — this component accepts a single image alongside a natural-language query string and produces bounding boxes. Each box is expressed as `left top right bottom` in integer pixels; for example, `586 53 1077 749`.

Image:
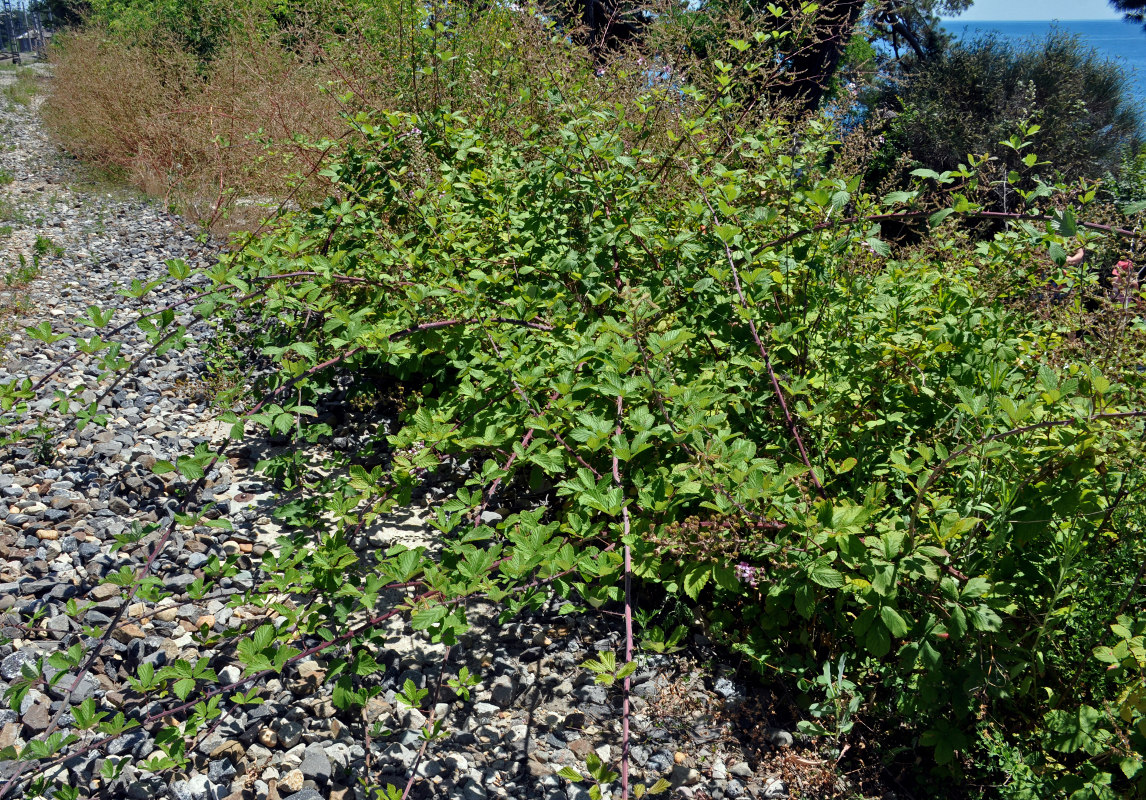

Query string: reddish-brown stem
759 208 1146 255
697 188 826 497
612 394 634 800
254 271 382 286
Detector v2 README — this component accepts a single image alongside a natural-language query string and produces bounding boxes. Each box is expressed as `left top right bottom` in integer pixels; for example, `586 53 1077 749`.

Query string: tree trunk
775 0 865 115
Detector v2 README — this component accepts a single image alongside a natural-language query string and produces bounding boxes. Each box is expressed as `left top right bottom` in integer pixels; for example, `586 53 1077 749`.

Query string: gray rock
45 615 74 634
246 743 273 762
276 720 303 749
713 677 742 699
671 765 702 786
416 759 444 778
163 574 197 590
325 741 352 771
729 762 753 778
217 665 241 686
766 728 793 748
646 752 674 776
299 742 332 782
459 778 488 800
382 743 417 770
575 684 608 705
170 774 220 800
443 753 470 774
1 651 37 680
489 674 516 708
472 702 500 721
207 758 236 783
125 778 165 800
107 730 148 757
763 778 787 799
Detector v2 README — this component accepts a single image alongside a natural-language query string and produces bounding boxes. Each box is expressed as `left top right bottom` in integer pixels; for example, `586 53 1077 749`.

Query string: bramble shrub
4 10 1146 800
211 89 1146 795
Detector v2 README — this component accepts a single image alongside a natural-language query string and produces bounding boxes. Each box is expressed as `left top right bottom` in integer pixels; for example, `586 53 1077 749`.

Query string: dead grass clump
40 0 821 236
44 23 342 232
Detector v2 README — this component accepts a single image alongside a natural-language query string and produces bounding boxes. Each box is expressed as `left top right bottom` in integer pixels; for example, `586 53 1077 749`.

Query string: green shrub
199 79 1145 795
866 31 1142 197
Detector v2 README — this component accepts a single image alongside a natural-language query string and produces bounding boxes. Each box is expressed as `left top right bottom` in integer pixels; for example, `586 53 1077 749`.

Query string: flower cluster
735 562 758 587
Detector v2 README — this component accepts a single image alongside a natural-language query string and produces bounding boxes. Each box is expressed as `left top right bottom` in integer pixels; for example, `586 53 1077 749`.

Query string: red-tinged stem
697 188 825 497
621 533 633 799
613 394 634 800
474 427 534 527
759 208 1146 253
254 271 382 286
474 391 561 526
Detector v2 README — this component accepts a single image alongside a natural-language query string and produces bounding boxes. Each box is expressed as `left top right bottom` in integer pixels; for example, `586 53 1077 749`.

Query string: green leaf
682 564 710 600
172 677 196 701
176 456 205 481
410 603 448 631
557 766 584 782
152 460 176 475
880 606 909 638
1057 209 1077 237
809 562 845 589
712 564 740 591
1048 705 1105 754
928 208 954 227
882 191 916 205
866 622 891 657
834 457 857 474
713 224 740 243
865 237 890 257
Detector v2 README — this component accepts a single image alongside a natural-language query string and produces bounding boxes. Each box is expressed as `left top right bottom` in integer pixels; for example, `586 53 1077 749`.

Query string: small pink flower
735 562 758 587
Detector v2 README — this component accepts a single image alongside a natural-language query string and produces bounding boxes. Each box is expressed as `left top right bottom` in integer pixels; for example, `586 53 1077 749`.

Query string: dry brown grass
44 23 343 232
39 0 832 242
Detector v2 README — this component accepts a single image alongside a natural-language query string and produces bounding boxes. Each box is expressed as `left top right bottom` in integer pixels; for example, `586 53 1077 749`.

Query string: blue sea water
940 19 1146 110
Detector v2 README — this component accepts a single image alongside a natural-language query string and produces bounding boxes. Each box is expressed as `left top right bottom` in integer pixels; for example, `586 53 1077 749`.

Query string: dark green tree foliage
1111 0 1146 30
867 31 1142 193
29 0 90 26
869 0 968 60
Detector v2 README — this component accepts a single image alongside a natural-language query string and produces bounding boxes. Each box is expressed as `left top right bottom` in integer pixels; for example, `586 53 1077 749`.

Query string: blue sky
944 0 1122 20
